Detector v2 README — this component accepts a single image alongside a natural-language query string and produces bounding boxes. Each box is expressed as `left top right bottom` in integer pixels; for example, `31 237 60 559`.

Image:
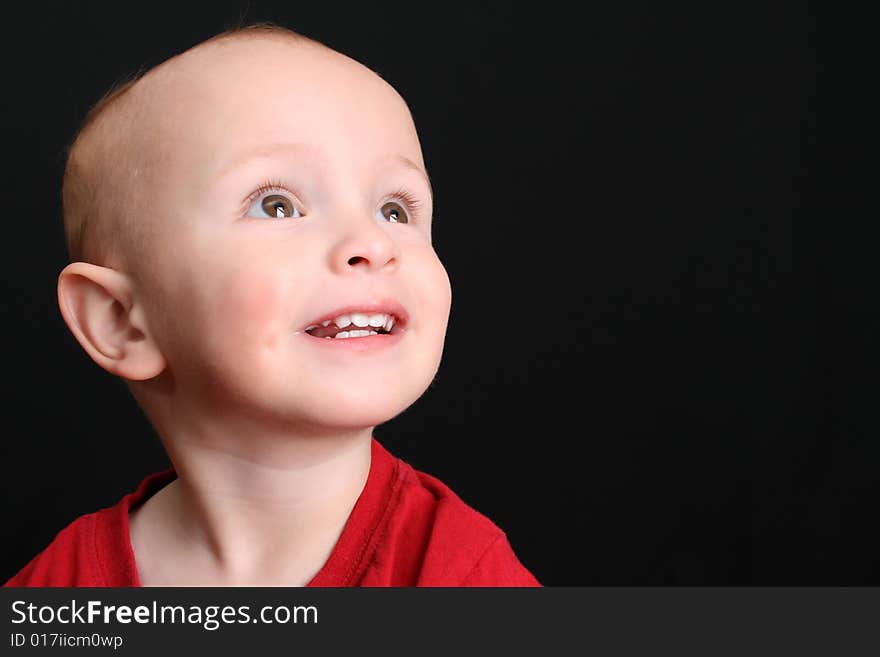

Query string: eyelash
242 179 302 216
388 187 423 219
243 180 423 221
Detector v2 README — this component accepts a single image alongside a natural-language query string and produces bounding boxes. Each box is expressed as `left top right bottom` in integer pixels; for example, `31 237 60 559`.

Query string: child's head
58 25 451 441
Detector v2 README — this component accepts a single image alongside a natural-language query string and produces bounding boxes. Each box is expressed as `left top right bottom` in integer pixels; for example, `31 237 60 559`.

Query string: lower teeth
333 330 379 339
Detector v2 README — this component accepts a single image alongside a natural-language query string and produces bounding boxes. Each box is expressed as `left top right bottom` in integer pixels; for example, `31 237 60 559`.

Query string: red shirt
5 438 540 587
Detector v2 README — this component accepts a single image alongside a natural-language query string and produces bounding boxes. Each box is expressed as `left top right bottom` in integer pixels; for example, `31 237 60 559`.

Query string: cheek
437 261 452 319
412 250 452 343
212 263 296 354
170 233 299 359
426 253 452 318
177 257 301 394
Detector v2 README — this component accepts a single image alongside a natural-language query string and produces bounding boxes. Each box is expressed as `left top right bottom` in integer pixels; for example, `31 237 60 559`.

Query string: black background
1 1 873 585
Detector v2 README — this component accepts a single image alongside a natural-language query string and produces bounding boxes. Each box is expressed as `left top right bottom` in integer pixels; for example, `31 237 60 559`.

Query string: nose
329 211 400 274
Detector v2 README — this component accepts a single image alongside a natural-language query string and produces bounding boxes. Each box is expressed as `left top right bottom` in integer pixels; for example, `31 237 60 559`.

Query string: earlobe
57 262 166 381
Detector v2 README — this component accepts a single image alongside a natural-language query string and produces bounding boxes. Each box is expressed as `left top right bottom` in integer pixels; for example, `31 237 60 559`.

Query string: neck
130 401 374 585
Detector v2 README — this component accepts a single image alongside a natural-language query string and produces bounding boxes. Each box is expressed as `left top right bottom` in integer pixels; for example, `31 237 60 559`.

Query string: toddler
5 24 539 587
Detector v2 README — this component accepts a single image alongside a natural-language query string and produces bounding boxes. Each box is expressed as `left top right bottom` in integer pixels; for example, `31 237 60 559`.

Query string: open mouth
303 312 400 339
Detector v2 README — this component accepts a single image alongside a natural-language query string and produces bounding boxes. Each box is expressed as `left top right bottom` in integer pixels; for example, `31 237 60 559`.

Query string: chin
288 386 421 431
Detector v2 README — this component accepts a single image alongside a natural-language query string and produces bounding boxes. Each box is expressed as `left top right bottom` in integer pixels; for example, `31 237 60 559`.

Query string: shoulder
363 453 541 587
4 468 174 588
408 466 541 586
4 511 106 587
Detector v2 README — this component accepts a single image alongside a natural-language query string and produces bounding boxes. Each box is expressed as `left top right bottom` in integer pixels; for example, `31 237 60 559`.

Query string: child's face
129 39 451 431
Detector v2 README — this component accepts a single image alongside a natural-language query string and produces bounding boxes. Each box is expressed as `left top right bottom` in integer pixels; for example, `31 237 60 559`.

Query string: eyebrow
396 155 435 202
215 142 433 202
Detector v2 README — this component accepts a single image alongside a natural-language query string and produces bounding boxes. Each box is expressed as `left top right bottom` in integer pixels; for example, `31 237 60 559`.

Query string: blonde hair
61 22 325 266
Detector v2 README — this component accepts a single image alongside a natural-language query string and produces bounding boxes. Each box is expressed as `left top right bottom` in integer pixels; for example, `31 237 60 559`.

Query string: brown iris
380 201 408 224
262 195 296 218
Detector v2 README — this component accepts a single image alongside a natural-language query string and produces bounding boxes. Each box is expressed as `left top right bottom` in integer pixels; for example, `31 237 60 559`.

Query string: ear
57 262 166 381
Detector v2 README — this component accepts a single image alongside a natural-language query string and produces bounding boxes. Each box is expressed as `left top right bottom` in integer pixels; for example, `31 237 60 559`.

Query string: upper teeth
333 312 395 332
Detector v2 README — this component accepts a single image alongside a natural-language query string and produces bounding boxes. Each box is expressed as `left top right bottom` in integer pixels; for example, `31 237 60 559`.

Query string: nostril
348 256 367 266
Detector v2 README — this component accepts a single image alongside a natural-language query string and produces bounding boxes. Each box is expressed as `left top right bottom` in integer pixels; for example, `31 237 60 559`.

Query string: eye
378 189 422 224
260 194 300 219
245 183 304 219
379 201 408 224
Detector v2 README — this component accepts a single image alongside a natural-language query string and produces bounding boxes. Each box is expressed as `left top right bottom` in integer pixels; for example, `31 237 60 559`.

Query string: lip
299 299 409 334
300 328 406 352
297 298 408 353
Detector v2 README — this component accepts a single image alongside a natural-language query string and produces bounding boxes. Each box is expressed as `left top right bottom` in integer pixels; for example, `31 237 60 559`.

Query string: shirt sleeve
459 534 542 587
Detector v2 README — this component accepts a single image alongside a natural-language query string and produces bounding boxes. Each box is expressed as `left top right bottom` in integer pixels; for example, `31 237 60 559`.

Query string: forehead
137 38 424 179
